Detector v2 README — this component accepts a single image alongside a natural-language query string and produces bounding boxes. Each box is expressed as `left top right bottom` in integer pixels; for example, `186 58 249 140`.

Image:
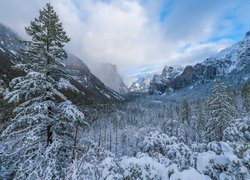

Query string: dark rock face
149 64 217 94
180 66 194 81
204 65 217 80
149 31 250 94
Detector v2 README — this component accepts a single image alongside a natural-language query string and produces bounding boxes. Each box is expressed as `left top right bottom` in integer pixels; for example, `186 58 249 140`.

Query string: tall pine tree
206 80 237 141
193 99 207 143
179 99 193 145
0 3 87 179
241 82 250 113
162 105 178 137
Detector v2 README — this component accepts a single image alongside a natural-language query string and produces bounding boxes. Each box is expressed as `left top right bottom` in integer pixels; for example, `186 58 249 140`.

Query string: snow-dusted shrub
169 167 211 180
101 154 168 180
66 141 112 180
191 141 250 180
223 117 250 143
141 130 192 170
141 130 178 155
195 151 249 179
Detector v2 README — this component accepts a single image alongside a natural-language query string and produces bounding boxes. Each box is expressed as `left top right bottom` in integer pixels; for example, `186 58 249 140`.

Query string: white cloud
53 0 174 69
172 40 233 66
0 0 249 83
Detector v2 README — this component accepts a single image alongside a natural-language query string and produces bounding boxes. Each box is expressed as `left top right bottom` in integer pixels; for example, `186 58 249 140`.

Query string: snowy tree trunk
72 123 79 161
47 124 52 146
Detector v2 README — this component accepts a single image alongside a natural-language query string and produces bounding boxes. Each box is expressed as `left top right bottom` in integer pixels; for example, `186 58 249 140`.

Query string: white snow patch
58 78 79 92
0 47 5 52
9 50 18 56
170 167 211 180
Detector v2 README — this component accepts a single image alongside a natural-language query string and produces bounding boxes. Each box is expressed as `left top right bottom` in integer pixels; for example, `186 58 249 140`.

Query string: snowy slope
204 31 250 75
150 31 250 94
0 23 124 104
64 54 124 102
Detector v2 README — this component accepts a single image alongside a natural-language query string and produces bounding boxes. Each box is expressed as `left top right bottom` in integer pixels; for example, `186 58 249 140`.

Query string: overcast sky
0 0 250 84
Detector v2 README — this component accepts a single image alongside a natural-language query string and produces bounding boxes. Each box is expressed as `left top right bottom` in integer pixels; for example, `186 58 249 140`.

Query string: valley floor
71 93 250 179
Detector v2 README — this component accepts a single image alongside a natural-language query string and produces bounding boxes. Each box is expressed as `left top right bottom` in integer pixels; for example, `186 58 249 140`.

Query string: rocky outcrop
149 66 184 94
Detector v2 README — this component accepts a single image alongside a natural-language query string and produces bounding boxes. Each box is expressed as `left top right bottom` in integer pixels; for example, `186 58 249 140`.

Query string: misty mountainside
90 62 128 94
149 31 250 95
128 74 153 92
0 23 124 105
64 54 124 102
0 23 22 54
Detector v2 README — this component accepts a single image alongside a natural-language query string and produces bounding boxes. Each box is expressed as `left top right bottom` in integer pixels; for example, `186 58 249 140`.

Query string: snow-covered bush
141 130 178 155
67 150 168 180
223 117 250 143
169 166 211 180
191 141 250 180
101 155 168 180
66 141 112 180
195 151 249 179
141 130 192 170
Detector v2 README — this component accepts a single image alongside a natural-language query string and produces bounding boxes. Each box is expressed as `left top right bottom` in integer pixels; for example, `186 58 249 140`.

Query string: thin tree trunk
47 125 52 146
72 123 79 161
109 119 112 152
46 32 53 147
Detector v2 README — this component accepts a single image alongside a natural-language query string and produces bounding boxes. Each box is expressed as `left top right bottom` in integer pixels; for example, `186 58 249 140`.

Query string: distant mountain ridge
128 74 153 92
149 31 250 94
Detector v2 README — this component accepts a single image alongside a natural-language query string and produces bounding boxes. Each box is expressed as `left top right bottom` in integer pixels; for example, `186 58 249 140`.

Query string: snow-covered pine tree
179 99 192 145
162 105 178 137
22 3 70 72
192 99 207 143
0 78 6 132
205 80 237 141
241 82 250 113
227 88 239 117
0 3 87 179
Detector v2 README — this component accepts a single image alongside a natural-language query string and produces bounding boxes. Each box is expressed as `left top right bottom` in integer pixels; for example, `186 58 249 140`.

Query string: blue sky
0 0 249 84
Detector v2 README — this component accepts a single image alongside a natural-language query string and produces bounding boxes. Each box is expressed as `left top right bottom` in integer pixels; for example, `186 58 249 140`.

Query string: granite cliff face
149 31 250 94
90 63 128 94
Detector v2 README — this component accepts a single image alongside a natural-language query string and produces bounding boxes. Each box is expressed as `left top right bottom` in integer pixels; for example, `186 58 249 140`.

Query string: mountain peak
161 66 184 79
245 31 250 37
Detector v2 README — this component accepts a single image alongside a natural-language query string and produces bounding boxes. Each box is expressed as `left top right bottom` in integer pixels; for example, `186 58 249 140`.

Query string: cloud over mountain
0 0 249 82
